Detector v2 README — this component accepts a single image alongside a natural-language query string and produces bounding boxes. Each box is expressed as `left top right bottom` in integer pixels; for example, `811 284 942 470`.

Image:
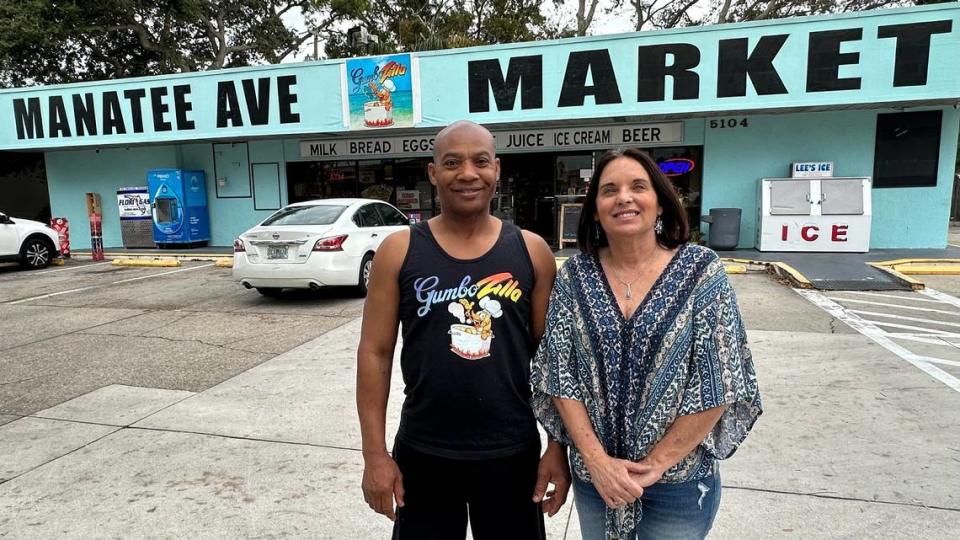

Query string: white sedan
233 198 410 297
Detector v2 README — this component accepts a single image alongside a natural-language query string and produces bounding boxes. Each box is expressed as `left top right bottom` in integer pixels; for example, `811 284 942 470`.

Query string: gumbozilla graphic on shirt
412 272 524 360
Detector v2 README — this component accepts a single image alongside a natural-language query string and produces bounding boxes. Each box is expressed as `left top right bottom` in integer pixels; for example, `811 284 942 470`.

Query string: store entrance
497 153 554 244
498 146 704 249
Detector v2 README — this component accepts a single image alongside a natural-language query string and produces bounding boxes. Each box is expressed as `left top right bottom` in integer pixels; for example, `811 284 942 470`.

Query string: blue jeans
572 470 721 540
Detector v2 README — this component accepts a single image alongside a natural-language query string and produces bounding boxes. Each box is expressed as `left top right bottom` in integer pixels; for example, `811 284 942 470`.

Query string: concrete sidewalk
2 313 959 538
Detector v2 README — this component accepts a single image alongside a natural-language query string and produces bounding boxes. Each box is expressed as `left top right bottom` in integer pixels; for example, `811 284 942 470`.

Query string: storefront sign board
299 122 682 159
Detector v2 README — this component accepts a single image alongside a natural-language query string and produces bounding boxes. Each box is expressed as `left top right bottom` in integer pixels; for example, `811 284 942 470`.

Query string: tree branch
717 0 734 24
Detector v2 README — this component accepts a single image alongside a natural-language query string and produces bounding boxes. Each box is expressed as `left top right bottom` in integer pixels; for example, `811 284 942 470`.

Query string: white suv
0 211 60 269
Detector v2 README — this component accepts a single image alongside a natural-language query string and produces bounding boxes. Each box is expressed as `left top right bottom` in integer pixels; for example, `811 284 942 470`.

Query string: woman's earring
594 223 601 242
654 216 664 235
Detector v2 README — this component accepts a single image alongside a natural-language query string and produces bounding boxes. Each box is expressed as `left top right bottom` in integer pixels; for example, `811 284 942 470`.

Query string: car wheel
357 253 374 296
256 287 284 298
20 237 54 269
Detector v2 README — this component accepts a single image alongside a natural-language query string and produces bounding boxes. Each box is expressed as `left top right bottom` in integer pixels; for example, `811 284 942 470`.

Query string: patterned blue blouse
531 244 762 537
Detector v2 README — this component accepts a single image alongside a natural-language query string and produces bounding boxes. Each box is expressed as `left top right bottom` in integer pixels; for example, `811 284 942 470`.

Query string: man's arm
357 229 409 522
522 230 570 517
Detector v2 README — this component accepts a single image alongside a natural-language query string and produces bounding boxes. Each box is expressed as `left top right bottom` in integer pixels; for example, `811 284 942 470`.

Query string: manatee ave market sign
0 5 957 151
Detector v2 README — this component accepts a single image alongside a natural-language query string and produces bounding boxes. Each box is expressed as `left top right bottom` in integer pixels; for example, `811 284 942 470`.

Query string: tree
565 0 921 35
325 0 557 57
711 0 915 25
0 0 355 87
576 0 602 36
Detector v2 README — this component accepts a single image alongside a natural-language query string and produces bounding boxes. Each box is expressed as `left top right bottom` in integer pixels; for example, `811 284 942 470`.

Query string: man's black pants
391 440 546 540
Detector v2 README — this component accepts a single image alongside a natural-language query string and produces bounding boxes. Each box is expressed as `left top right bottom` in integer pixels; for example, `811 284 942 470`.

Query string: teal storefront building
1 4 958 251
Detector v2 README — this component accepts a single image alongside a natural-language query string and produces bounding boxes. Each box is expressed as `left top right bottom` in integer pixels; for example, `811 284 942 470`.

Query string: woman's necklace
606 264 644 299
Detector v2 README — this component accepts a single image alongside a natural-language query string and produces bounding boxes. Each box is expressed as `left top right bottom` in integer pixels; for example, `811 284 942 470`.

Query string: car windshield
261 205 346 226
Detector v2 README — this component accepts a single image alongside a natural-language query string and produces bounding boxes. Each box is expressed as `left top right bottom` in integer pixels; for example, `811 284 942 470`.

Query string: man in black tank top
357 121 570 539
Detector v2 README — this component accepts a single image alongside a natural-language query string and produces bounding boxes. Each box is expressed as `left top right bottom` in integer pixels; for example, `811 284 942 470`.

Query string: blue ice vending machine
147 169 210 246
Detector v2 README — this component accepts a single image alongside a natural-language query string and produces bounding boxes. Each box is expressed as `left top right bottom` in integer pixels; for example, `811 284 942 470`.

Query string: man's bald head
432 120 496 162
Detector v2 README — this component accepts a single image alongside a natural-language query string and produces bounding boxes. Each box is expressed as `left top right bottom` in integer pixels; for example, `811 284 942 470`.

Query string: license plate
267 246 288 259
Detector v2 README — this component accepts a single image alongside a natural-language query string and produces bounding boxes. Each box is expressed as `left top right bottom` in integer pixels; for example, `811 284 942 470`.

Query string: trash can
701 208 741 250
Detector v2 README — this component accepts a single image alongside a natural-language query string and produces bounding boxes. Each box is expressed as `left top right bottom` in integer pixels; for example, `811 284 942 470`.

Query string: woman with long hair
532 148 762 539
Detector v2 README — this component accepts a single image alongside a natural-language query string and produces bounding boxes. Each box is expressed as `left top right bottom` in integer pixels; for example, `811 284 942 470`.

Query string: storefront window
648 147 703 235
358 160 392 201
392 158 435 223
324 161 359 199
556 154 593 196
874 110 942 188
287 158 435 222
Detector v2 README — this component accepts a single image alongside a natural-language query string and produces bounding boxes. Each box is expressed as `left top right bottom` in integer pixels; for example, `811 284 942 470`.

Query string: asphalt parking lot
1 259 959 538
0 260 365 420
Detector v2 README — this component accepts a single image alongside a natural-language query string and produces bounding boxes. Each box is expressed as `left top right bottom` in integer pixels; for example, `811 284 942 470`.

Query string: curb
214 258 234 268
871 258 960 277
111 258 181 268
718 257 813 287
74 252 232 262
767 261 814 289
866 262 924 290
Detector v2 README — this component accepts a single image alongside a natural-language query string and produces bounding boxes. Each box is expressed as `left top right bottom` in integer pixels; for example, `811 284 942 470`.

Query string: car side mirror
0 213 10 224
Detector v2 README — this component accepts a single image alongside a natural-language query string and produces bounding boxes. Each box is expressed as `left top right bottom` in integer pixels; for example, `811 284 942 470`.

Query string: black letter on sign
242 78 271 125
173 85 195 130
278 75 300 124
150 87 172 131
101 91 126 135
878 21 953 87
558 50 622 107
806 29 862 92
123 89 146 133
49 96 72 138
468 56 543 113
637 44 700 102
717 35 789 98
73 93 98 136
217 81 244 127
14 98 44 139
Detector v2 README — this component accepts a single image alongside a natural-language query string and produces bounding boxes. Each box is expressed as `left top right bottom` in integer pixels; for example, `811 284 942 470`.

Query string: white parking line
920 288 960 310
848 309 960 329
31 261 114 274
886 334 957 347
110 264 214 285
6 263 215 305
797 289 960 394
867 320 960 337
6 286 97 305
824 296 960 316
831 290 944 304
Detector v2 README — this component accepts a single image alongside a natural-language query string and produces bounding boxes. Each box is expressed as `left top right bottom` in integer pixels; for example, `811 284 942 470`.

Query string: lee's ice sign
791 161 834 178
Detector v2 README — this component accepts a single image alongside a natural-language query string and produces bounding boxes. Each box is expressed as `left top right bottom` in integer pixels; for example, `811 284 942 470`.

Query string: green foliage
325 0 559 58
0 0 351 87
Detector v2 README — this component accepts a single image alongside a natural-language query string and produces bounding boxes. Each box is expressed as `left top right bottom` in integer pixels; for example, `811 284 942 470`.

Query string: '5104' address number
709 118 749 129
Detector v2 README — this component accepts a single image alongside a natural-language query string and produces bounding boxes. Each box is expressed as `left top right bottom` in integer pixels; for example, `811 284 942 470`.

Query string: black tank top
395 220 539 459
